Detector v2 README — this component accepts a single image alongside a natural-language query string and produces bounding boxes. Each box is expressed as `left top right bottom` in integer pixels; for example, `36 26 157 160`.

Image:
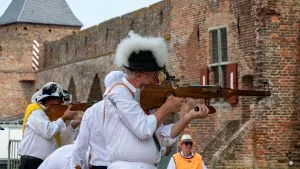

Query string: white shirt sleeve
109 86 157 140
26 109 66 139
71 107 93 168
60 124 77 145
166 157 176 169
156 124 177 146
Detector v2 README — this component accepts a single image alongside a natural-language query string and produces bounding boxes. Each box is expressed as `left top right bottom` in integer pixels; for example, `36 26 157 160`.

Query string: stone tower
0 0 82 118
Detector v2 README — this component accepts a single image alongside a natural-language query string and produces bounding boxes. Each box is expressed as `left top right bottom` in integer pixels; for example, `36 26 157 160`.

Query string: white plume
115 31 168 68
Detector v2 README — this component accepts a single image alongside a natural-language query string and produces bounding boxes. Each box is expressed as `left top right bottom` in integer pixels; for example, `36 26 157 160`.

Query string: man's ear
135 72 143 78
177 141 182 148
135 72 144 82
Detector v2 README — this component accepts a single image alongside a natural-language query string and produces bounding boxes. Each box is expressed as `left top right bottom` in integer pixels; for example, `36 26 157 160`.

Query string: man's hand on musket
155 95 184 128
189 104 210 119
61 105 76 122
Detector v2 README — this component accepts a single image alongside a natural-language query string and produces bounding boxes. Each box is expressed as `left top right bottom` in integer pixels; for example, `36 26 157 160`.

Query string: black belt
21 155 43 161
91 166 107 169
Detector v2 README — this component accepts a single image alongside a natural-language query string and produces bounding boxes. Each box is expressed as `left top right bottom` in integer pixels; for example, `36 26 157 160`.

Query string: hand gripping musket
45 102 94 121
140 72 271 114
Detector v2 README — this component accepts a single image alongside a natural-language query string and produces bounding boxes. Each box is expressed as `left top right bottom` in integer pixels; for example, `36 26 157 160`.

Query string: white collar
180 151 195 158
122 77 137 93
37 102 46 110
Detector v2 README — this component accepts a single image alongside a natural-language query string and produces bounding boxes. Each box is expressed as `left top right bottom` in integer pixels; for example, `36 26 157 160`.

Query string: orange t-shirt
173 152 203 169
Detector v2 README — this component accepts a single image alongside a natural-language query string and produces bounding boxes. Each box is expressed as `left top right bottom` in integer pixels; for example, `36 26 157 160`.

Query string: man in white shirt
71 71 125 169
167 134 207 169
37 144 89 169
18 82 78 169
103 31 211 169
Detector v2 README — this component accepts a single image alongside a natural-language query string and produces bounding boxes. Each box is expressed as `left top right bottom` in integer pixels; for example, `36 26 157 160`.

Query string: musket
140 84 271 114
46 102 93 121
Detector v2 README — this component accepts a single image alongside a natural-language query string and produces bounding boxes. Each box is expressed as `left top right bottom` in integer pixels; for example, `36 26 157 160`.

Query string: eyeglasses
183 141 193 146
142 72 158 78
140 71 168 85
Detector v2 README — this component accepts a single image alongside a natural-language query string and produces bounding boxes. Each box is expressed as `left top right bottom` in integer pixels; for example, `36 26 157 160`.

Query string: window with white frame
209 27 229 87
200 27 238 104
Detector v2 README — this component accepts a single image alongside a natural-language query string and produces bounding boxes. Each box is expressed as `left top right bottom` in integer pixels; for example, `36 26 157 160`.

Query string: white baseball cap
181 134 193 142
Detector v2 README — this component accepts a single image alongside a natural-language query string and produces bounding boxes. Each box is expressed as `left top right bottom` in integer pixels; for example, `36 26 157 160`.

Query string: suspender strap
103 82 134 123
153 133 161 151
106 82 134 97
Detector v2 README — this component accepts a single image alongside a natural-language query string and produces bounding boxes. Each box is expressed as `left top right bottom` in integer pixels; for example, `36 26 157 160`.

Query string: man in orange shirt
167 134 207 169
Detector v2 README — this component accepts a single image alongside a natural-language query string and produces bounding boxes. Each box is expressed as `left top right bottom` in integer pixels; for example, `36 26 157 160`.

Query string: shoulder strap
102 82 134 124
106 82 134 97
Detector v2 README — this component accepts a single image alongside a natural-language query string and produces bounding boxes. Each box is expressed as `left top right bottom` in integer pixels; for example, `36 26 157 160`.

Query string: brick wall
212 120 255 169
36 0 171 102
252 0 300 168
0 23 80 118
171 0 298 168
2 0 299 168
170 0 300 168
170 0 260 165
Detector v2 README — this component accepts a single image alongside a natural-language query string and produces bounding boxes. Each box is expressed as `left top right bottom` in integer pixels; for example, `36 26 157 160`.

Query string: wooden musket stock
45 85 271 120
46 103 92 121
140 85 271 113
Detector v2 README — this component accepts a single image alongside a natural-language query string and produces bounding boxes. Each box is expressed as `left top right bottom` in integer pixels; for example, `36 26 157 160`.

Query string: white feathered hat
115 31 168 71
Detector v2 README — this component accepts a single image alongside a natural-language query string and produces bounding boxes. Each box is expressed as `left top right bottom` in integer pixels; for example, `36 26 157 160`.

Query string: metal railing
7 140 20 169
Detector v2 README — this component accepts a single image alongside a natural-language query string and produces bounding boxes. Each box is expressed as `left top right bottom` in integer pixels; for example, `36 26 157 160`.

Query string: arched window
68 77 77 102
87 74 103 102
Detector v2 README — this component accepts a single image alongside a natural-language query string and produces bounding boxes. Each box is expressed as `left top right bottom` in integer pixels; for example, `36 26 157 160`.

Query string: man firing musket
139 71 271 111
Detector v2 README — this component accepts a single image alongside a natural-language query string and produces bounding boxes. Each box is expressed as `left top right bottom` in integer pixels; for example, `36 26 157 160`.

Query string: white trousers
108 161 157 169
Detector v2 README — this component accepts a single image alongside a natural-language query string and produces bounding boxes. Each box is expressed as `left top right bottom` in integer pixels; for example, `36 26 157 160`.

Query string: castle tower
0 0 82 118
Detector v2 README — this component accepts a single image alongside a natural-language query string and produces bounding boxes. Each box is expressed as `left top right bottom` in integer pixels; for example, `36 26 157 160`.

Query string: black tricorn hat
115 31 167 72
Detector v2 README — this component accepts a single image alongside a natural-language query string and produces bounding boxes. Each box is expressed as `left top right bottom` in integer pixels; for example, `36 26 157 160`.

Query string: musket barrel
229 89 271 97
140 85 271 110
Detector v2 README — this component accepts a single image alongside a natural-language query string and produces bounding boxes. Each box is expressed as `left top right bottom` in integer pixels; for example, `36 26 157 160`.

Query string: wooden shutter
226 63 238 104
200 67 209 86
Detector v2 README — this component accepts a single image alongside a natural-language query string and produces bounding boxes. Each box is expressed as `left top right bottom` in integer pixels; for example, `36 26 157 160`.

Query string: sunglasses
183 141 193 146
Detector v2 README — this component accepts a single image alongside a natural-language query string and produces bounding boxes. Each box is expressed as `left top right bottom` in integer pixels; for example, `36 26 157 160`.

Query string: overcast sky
0 0 162 29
